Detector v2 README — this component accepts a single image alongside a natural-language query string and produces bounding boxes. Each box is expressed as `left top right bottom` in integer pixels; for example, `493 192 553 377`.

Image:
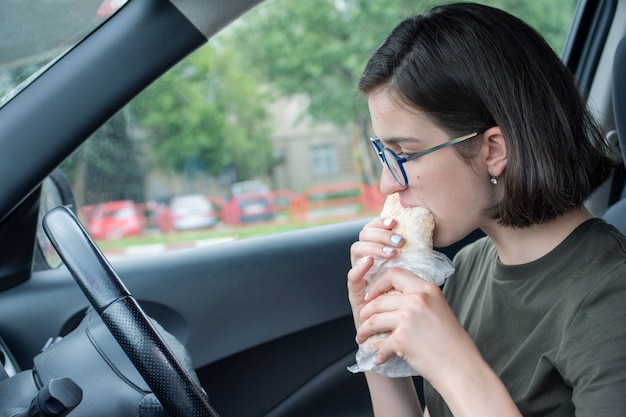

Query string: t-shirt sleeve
558 266 626 416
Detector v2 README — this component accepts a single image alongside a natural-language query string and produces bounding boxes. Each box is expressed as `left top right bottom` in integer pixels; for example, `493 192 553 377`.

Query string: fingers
347 255 374 326
355 271 449 369
347 255 374 294
355 291 401 342
364 267 433 303
350 217 404 266
355 292 405 366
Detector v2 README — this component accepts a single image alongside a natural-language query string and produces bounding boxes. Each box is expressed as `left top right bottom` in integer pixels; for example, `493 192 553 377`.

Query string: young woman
347 3 626 416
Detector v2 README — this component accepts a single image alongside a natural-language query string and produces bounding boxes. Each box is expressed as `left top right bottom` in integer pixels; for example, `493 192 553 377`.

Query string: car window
47 0 576 260
0 0 128 108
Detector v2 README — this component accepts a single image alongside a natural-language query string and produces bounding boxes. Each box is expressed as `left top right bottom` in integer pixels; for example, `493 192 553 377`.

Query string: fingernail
356 256 371 267
390 234 402 245
383 218 393 227
383 246 394 255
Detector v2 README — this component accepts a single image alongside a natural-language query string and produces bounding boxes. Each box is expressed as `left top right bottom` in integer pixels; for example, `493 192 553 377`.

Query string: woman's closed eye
397 149 419 158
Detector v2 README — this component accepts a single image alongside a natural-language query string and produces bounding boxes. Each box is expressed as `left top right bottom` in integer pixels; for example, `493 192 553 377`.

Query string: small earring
490 176 498 185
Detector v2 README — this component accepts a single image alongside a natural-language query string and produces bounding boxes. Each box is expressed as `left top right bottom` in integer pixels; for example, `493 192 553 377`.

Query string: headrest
613 36 626 164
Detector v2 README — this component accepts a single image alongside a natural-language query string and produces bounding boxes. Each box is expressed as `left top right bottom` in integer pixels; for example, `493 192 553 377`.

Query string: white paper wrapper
348 250 455 377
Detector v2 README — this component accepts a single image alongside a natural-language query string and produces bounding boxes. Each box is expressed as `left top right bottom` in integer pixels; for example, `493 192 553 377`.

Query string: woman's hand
355 266 480 386
348 218 521 417
347 217 404 326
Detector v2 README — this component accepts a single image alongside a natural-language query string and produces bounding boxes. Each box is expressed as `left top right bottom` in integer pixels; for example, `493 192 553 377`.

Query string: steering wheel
42 206 219 417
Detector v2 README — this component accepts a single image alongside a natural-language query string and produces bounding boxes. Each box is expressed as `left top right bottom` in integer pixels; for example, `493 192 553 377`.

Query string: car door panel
0 218 373 415
0 214 478 415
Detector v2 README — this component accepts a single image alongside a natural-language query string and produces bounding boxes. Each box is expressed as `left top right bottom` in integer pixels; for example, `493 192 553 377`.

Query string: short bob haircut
358 2 617 228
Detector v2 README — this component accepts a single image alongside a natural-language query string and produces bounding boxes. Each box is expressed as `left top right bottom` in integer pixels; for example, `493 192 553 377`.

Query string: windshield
0 0 128 107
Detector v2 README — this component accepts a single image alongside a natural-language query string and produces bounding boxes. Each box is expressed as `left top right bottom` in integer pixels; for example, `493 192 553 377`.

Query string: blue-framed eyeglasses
370 131 481 187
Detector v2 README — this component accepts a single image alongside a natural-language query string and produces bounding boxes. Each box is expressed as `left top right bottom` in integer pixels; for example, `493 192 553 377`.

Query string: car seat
602 36 626 232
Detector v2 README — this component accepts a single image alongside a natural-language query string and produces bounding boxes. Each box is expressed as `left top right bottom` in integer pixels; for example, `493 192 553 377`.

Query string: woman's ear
483 126 507 177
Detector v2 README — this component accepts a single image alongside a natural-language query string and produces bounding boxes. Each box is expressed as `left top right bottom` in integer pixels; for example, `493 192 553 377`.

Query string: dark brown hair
358 3 617 227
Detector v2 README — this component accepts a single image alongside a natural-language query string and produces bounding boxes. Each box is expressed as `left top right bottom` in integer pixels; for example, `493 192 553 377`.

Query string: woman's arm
358 268 522 417
430 356 521 417
365 373 423 417
348 218 521 417
348 218 423 415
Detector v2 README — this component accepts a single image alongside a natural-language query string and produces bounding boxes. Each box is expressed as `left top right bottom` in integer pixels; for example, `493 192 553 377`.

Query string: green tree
223 0 420 184
483 0 576 53
208 46 274 181
226 0 420 126
130 45 273 185
222 0 576 184
64 40 274 205
130 50 226 177
230 0 574 124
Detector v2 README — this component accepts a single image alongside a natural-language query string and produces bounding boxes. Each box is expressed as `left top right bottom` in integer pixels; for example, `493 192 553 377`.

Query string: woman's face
368 89 494 247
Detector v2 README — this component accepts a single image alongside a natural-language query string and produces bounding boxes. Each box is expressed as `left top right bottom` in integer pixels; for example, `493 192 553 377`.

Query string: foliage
63 0 577 204
227 0 574 127
220 0 576 185
210 47 274 180
129 44 274 185
130 50 226 176
224 0 416 128
483 0 577 53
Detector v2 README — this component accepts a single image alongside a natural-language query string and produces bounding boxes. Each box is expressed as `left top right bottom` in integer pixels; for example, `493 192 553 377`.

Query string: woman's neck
485 207 593 265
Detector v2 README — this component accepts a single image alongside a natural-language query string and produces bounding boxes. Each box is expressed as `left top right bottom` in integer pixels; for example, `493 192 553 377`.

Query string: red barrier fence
302 182 377 220
80 182 386 230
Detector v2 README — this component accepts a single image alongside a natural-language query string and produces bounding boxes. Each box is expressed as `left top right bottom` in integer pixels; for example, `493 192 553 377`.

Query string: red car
88 200 145 240
230 180 276 223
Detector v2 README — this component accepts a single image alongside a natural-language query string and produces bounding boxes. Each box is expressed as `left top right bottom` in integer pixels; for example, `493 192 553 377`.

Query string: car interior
0 0 625 416
602 35 626 231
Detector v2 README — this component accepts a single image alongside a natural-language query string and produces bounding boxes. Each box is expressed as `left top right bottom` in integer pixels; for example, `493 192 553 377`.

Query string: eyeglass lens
382 148 406 186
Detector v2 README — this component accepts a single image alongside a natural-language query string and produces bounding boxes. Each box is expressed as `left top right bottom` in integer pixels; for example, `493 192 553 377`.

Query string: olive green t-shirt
424 219 626 416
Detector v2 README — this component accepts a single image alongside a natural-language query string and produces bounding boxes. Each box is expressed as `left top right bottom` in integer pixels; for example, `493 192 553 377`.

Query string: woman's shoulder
575 218 626 262
453 234 495 265
589 217 626 246
445 235 496 291
452 218 626 265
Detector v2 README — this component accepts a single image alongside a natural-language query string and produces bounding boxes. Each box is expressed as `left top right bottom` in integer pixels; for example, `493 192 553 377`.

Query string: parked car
161 194 218 231
87 200 144 240
0 0 623 416
230 180 276 223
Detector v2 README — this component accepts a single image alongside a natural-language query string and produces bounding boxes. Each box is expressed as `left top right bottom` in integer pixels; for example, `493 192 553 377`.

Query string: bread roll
361 193 435 353
380 193 434 253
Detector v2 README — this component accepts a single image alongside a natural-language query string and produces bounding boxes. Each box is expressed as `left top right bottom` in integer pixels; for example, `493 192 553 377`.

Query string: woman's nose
379 166 406 196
